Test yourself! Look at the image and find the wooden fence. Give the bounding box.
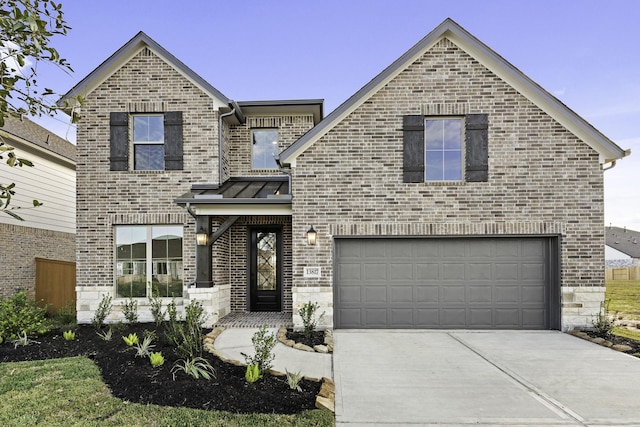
[35,257,76,313]
[605,266,640,281]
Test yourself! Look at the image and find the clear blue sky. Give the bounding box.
[36,0,640,230]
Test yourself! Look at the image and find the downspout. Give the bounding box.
[603,160,617,172]
[218,104,236,185]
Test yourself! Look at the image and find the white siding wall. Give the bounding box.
[0,151,75,234]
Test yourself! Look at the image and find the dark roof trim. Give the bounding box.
[175,176,291,205]
[58,31,230,111]
[236,99,324,125]
[279,18,629,165]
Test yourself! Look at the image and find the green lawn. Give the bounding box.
[0,356,333,427]
[606,280,640,320]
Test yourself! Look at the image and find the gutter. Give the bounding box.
[603,160,617,172]
[218,105,236,185]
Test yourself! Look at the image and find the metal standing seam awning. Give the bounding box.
[175,176,292,216]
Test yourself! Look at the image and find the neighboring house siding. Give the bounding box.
[290,38,604,328]
[75,48,219,305]
[228,115,315,177]
[0,118,76,298]
[0,148,75,234]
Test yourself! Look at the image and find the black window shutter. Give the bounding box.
[465,114,489,182]
[164,111,183,170]
[109,112,129,171]
[403,115,425,183]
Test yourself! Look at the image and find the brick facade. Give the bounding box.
[0,224,75,298]
[289,38,606,330]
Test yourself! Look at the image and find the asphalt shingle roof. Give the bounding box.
[1,115,76,162]
[606,226,640,258]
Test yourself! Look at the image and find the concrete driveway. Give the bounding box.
[333,330,640,426]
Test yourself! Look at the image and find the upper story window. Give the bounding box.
[109,111,183,172]
[425,118,463,181]
[252,129,279,169]
[133,115,164,170]
[403,114,488,183]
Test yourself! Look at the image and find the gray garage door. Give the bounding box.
[334,237,555,329]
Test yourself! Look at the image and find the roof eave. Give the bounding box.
[279,18,630,166]
[58,31,230,112]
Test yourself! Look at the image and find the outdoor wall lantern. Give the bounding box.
[196,227,209,246]
[306,225,317,245]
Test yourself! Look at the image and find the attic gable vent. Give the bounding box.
[140,47,153,57]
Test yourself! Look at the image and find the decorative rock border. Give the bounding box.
[567,330,635,353]
[203,326,336,413]
[276,326,334,353]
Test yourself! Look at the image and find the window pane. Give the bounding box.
[134,144,164,170]
[425,151,443,181]
[152,226,183,297]
[443,120,462,149]
[133,116,164,142]
[425,120,444,150]
[252,129,279,169]
[443,151,462,180]
[116,261,146,298]
[116,227,146,260]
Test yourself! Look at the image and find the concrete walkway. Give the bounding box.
[334,330,640,426]
[213,327,332,380]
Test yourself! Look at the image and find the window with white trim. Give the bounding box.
[133,115,165,170]
[115,225,183,298]
[425,118,463,181]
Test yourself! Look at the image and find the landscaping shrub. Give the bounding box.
[122,297,138,324]
[91,294,112,331]
[299,301,324,338]
[0,291,50,339]
[592,300,615,338]
[242,324,276,374]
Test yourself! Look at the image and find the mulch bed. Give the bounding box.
[285,329,325,348]
[577,329,640,354]
[0,323,321,414]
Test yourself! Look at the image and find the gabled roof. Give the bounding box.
[279,18,630,166]
[58,31,230,112]
[606,226,640,258]
[0,115,76,163]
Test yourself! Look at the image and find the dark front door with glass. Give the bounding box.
[249,228,281,311]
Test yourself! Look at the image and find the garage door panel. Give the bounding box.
[443,263,466,280]
[390,263,414,280]
[442,308,467,327]
[469,308,493,327]
[364,286,387,303]
[338,263,362,280]
[339,286,362,304]
[390,286,413,303]
[416,263,439,280]
[468,263,492,280]
[495,309,520,327]
[495,263,519,280]
[390,309,413,326]
[522,263,545,280]
[495,286,519,303]
[364,309,387,326]
[468,285,492,303]
[334,238,552,329]
[416,285,439,303]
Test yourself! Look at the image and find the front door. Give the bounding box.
[249,228,281,311]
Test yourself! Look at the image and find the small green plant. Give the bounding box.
[592,300,615,338]
[245,363,261,383]
[166,299,207,360]
[0,291,51,339]
[299,301,325,338]
[285,368,303,392]
[148,289,165,326]
[122,333,139,346]
[171,357,215,380]
[96,326,113,341]
[51,302,76,331]
[122,297,138,324]
[134,335,155,358]
[91,294,112,331]
[241,324,276,375]
[11,332,30,348]
[62,330,75,341]
[0,335,3,344]
[149,351,165,367]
